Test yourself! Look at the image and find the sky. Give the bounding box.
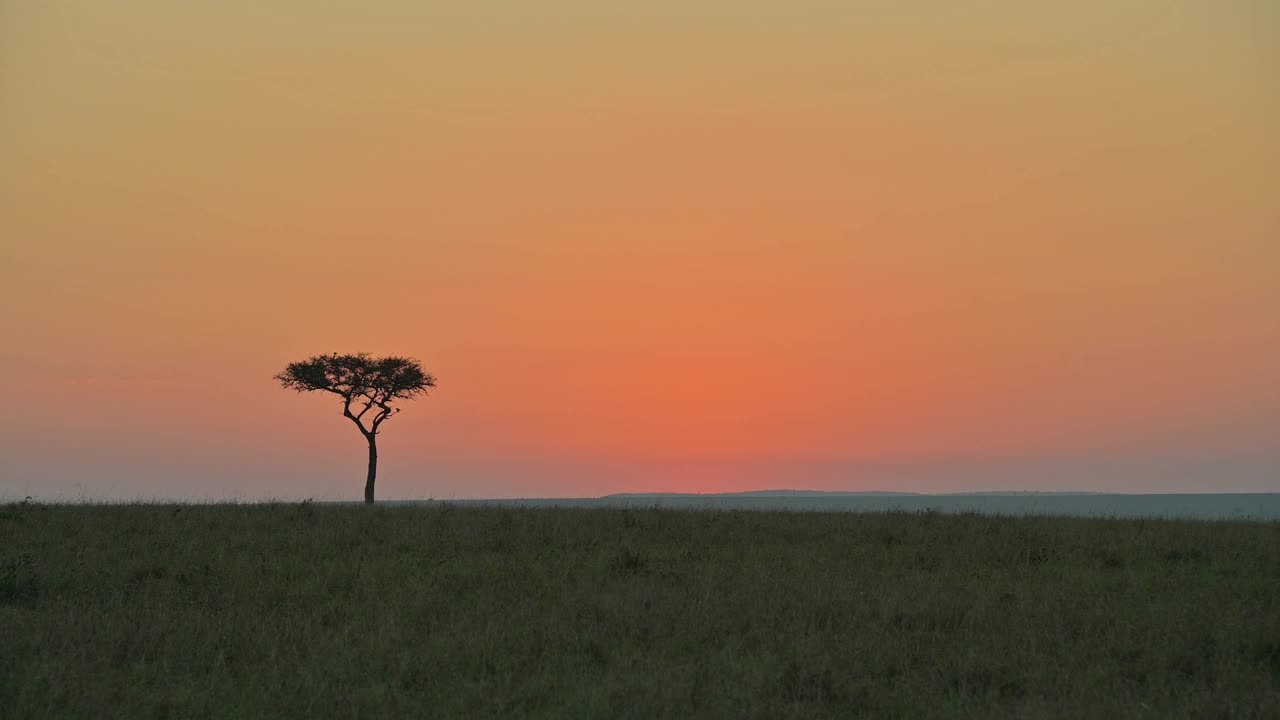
[2,1,1277,500]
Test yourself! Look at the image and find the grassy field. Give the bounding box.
[2,503,1278,718]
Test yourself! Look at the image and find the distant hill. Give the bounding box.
[605,490,1105,499]
[605,490,921,499]
[441,492,1280,520]
[945,490,1108,496]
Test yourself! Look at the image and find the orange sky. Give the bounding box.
[2,1,1277,499]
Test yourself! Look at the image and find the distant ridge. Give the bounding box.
[942,486,1111,491]
[605,490,919,498]
[604,490,1105,499]
[410,492,1280,520]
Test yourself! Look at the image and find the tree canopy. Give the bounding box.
[275,353,436,438]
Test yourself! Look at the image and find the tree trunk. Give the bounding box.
[364,436,377,504]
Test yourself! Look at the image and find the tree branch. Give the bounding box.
[341,394,372,437]
[371,393,398,434]
[355,393,376,421]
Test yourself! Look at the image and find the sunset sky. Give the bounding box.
[2,1,1277,500]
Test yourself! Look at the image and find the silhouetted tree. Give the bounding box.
[276,353,436,504]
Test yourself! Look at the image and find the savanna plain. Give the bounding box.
[2,503,1278,718]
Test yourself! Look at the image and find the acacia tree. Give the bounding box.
[275,353,436,504]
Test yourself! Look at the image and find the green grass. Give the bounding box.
[2,503,1278,718]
